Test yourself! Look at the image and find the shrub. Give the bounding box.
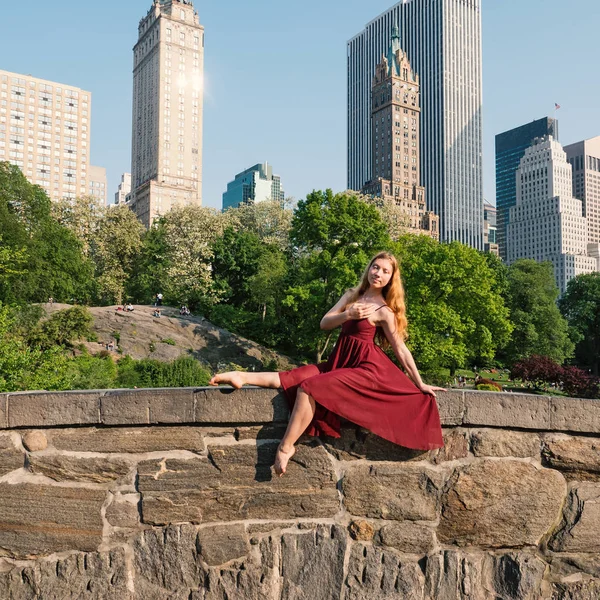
[561,365,600,399]
[421,370,452,387]
[161,338,176,346]
[116,355,210,388]
[510,355,563,390]
[31,306,94,349]
[476,383,501,392]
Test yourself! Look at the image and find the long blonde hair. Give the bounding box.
[345,252,408,348]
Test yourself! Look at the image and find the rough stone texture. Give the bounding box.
[197,524,249,566]
[132,525,206,599]
[21,430,48,452]
[550,396,600,434]
[437,389,465,426]
[235,424,289,441]
[0,434,23,476]
[49,426,205,453]
[551,580,600,600]
[280,525,347,600]
[105,495,140,528]
[101,388,195,425]
[195,387,289,423]
[348,520,375,542]
[542,435,600,480]
[0,394,7,429]
[439,460,567,548]
[464,392,550,430]
[0,483,105,558]
[378,522,436,554]
[28,454,133,484]
[344,543,425,599]
[430,428,469,464]
[7,391,101,428]
[549,483,600,552]
[425,551,547,600]
[138,442,339,524]
[0,549,131,600]
[471,428,540,458]
[343,463,444,521]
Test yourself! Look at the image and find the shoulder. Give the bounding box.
[373,304,395,324]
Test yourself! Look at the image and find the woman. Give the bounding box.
[209,251,445,476]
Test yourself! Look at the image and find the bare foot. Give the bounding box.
[273,444,296,477]
[208,372,245,389]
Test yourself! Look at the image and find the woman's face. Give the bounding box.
[367,258,394,290]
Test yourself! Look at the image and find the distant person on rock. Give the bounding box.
[156,292,163,306]
[209,251,445,476]
[48,297,54,306]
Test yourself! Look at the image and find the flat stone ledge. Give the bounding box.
[1,387,599,433]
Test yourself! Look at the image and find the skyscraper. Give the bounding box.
[506,136,598,294]
[348,0,483,248]
[495,117,558,260]
[0,69,91,202]
[222,162,284,211]
[88,165,107,205]
[360,26,438,239]
[114,173,132,206]
[129,0,204,227]
[564,136,600,245]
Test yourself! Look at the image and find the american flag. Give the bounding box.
[555,103,561,110]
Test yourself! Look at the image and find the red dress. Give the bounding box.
[279,314,443,450]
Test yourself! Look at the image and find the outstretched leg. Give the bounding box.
[209,371,281,389]
[274,387,316,477]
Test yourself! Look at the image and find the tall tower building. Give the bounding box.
[495,117,558,260]
[88,165,107,205]
[348,0,483,249]
[507,136,598,294]
[564,136,600,245]
[222,162,285,211]
[129,0,204,227]
[0,69,91,202]
[361,26,438,239]
[114,173,132,205]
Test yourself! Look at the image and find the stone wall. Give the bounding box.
[1,387,600,598]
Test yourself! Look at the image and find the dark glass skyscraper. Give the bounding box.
[495,117,559,259]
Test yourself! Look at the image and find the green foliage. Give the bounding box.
[559,273,600,376]
[67,354,118,390]
[161,338,176,346]
[396,235,512,374]
[502,260,573,365]
[31,306,94,350]
[476,383,500,391]
[115,355,210,388]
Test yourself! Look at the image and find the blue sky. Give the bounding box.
[0,0,598,210]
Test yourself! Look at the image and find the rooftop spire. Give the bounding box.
[385,22,403,76]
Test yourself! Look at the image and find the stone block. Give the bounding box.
[132,525,205,598]
[49,426,205,454]
[378,522,436,554]
[0,434,24,477]
[105,495,140,528]
[344,543,425,599]
[197,524,249,566]
[549,483,600,552]
[235,424,289,441]
[0,483,105,558]
[342,463,444,521]
[551,580,600,600]
[471,429,541,458]
[194,387,289,424]
[463,391,550,430]
[424,551,546,600]
[438,460,566,548]
[29,454,133,484]
[280,525,347,600]
[21,431,48,452]
[543,435,600,480]
[138,442,339,524]
[101,388,195,425]
[430,428,469,464]
[0,394,7,429]
[436,389,465,426]
[550,397,600,434]
[7,391,102,428]
[348,520,375,542]
[0,549,131,600]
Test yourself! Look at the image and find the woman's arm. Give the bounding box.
[320,291,376,331]
[378,310,446,396]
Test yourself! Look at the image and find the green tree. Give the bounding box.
[31,306,94,350]
[396,236,512,374]
[502,259,573,364]
[559,273,600,375]
[91,205,145,305]
[282,190,391,361]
